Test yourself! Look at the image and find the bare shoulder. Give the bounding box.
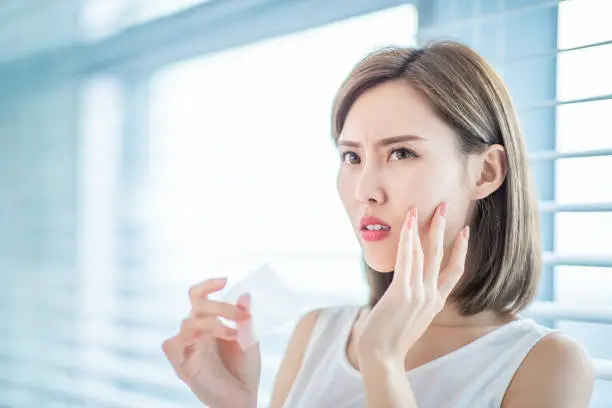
[269,308,324,408]
[502,332,595,408]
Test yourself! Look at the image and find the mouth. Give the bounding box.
[359,216,392,242]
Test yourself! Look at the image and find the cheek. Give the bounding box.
[390,171,446,209]
[390,166,464,220]
[336,170,355,208]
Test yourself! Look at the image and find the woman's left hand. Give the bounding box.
[355,203,470,367]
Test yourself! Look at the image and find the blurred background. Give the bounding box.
[0,0,611,407]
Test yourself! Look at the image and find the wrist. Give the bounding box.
[246,393,258,408]
[196,390,257,408]
[357,349,405,375]
[214,398,257,408]
[230,393,258,408]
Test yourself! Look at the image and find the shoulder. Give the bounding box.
[268,307,327,408]
[290,307,325,346]
[270,305,359,407]
[284,304,356,348]
[502,332,595,408]
[280,306,326,366]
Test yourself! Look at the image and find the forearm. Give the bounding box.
[192,381,258,408]
[360,356,418,408]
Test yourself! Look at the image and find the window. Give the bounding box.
[80,0,128,41]
[79,0,213,41]
[554,0,612,405]
[129,0,209,25]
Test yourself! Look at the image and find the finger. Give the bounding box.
[235,293,258,350]
[236,292,252,312]
[439,226,470,299]
[190,299,251,322]
[180,316,238,341]
[410,207,424,293]
[392,207,416,289]
[424,202,448,289]
[162,334,186,367]
[188,277,228,305]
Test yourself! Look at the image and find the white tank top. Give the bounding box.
[283,305,558,408]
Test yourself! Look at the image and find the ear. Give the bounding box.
[470,144,507,200]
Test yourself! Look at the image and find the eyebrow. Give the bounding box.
[336,134,424,148]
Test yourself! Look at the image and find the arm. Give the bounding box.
[353,204,468,408]
[359,355,418,408]
[269,308,322,408]
[502,333,595,408]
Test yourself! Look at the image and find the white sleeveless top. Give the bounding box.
[283,305,558,408]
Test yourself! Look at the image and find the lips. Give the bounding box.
[360,216,391,230]
[359,216,391,242]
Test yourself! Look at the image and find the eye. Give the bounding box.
[389,147,417,161]
[340,151,361,165]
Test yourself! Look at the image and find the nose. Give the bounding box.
[354,164,386,205]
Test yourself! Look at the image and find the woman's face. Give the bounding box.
[336,80,473,273]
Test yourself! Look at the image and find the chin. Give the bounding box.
[363,255,395,273]
[359,236,399,273]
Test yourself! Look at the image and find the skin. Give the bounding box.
[163,79,594,408]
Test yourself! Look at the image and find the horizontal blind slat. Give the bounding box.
[524,301,612,325]
[519,93,612,112]
[594,359,612,381]
[539,201,612,213]
[530,148,612,160]
[543,253,612,268]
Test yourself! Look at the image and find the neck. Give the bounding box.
[428,301,513,328]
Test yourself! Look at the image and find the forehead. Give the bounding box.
[339,80,455,146]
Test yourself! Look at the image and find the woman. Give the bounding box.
[162,41,595,408]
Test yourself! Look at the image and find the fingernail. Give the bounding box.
[463,226,470,239]
[440,202,449,217]
[211,277,228,285]
[406,209,414,228]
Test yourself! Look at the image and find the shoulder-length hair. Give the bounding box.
[331,41,541,316]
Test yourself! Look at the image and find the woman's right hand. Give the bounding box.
[162,277,261,408]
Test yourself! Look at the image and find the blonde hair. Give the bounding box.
[331,41,541,316]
